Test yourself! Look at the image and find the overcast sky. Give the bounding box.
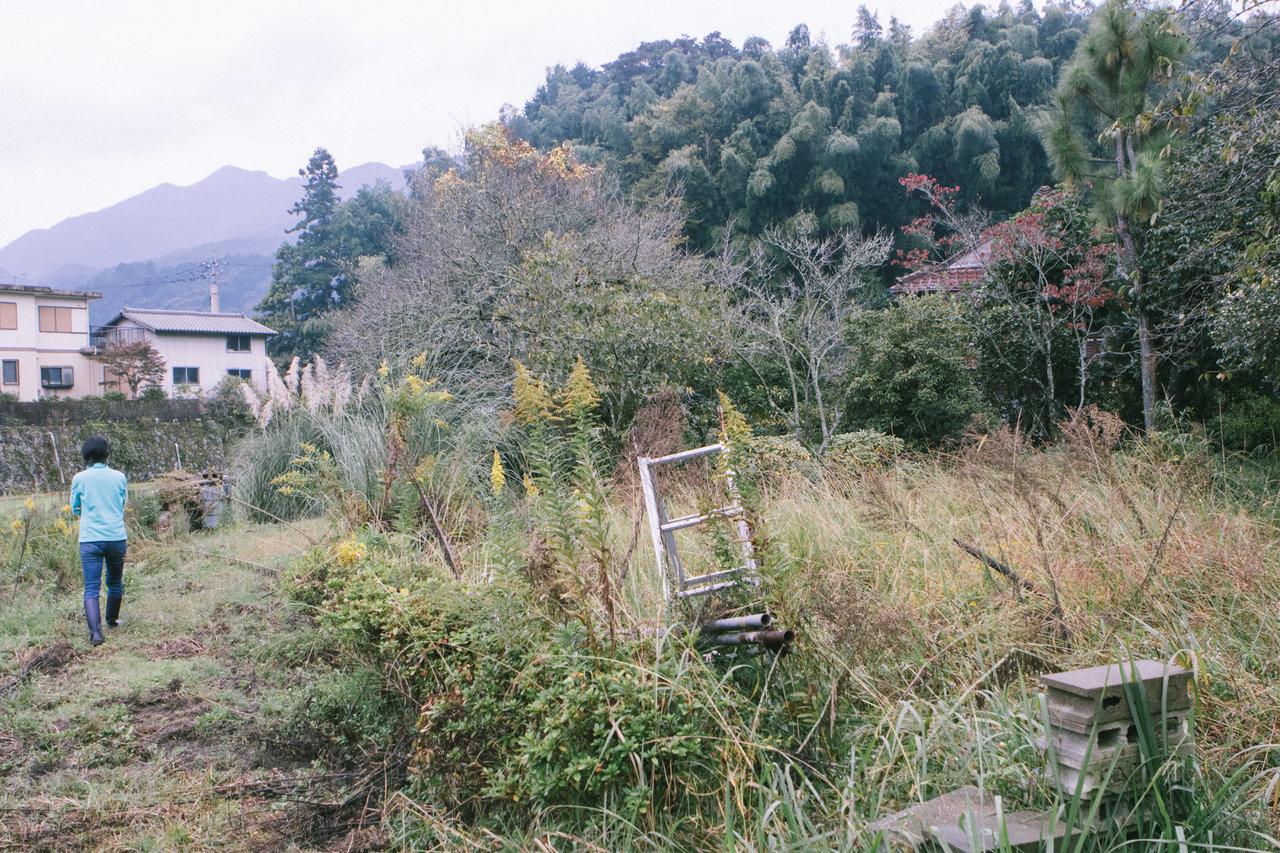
[1,0,973,249]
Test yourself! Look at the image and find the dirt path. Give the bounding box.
[0,520,381,852]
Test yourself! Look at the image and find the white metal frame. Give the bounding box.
[637,443,758,600]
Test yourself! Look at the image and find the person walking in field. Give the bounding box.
[70,435,128,646]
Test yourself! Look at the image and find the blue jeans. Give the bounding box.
[81,540,127,600]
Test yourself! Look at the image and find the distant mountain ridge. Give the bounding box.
[0,161,413,301]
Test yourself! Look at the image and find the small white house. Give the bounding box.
[0,283,103,401]
[91,308,275,397]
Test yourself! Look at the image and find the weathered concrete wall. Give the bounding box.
[0,398,204,426]
[0,419,225,494]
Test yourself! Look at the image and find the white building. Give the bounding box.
[0,283,103,401]
[91,308,276,397]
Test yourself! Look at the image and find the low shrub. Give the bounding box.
[741,430,904,485]
[824,429,906,472]
[1212,391,1280,457]
[128,494,165,531]
[203,376,257,435]
[745,435,813,482]
[287,536,800,827]
[277,667,409,763]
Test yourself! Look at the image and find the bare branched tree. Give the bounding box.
[326,127,722,429]
[723,226,893,453]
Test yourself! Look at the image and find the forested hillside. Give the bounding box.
[73,254,273,324]
[0,163,410,323]
[507,3,1087,250]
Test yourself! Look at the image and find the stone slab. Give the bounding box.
[865,790,1085,852]
[932,810,1078,853]
[864,786,997,848]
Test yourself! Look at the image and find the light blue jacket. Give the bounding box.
[70,463,128,542]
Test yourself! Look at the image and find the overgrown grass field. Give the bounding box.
[2,400,1278,850]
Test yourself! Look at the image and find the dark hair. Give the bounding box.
[82,435,111,464]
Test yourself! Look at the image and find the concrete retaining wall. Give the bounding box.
[0,418,225,494]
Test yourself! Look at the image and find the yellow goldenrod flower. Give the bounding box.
[334,539,367,568]
[559,356,600,418]
[490,450,506,496]
[512,361,554,425]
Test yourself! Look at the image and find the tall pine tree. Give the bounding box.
[256,148,344,362]
[1047,0,1188,434]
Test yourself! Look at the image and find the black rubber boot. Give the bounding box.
[105,596,122,628]
[85,598,104,646]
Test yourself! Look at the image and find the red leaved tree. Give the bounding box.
[977,187,1120,429]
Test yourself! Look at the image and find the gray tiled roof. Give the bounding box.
[890,239,994,296]
[109,308,275,336]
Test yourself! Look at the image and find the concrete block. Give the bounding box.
[1050,749,1190,799]
[1044,698,1191,735]
[1040,660,1191,727]
[1040,716,1191,773]
[1042,737,1195,790]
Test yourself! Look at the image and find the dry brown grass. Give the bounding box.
[754,422,1280,771]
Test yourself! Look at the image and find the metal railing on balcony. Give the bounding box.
[88,326,151,350]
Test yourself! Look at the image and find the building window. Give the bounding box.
[40,366,73,388]
[227,368,252,380]
[38,306,74,333]
[2,360,17,384]
[0,302,16,330]
[226,334,251,352]
[173,367,200,385]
